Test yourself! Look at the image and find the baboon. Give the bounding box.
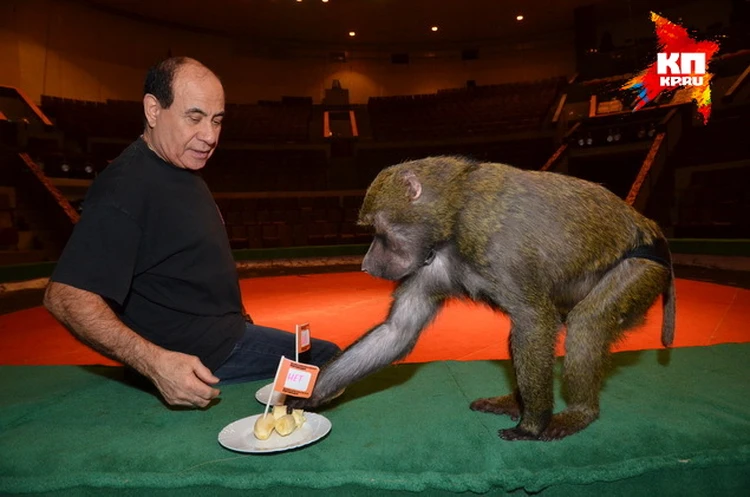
[287,156,676,441]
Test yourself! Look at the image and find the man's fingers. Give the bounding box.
[191,360,221,402]
[196,386,221,402]
[189,387,219,408]
[165,390,216,408]
[191,373,221,402]
[165,396,195,407]
[152,353,222,408]
[193,361,220,385]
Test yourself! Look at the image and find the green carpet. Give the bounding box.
[2,344,749,496]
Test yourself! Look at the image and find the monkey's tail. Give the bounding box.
[661,269,676,348]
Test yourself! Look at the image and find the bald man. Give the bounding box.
[44,57,340,408]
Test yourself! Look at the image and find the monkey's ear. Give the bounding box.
[402,171,422,201]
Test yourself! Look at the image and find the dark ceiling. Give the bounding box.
[79,0,701,49]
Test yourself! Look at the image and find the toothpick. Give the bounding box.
[295,324,300,363]
[263,355,285,417]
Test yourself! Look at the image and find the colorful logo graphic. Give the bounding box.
[622,12,720,123]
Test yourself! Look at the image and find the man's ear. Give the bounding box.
[143,94,160,128]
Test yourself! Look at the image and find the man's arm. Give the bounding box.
[43,281,220,408]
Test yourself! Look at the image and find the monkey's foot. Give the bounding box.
[537,409,598,441]
[469,395,521,421]
[499,426,540,441]
[499,409,598,442]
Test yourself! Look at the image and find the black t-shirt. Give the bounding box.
[50,137,245,370]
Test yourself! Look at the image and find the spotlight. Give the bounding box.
[637,127,646,139]
[647,124,656,138]
[84,163,94,175]
[585,133,593,146]
[431,26,439,32]
[606,130,614,143]
[348,31,356,37]
[577,137,585,147]
[516,15,524,21]
[61,163,71,173]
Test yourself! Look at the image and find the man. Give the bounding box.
[44,57,340,408]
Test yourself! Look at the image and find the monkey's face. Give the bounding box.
[359,164,447,281]
[361,216,433,281]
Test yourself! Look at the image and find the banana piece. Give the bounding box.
[275,414,297,436]
[253,406,307,440]
[253,414,276,440]
[272,405,288,419]
[291,409,306,428]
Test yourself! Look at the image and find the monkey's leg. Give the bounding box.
[541,259,670,441]
[497,310,561,441]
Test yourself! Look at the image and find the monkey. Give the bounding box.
[286,156,676,442]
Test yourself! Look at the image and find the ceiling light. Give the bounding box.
[516,15,524,21]
[431,26,439,32]
[322,0,329,2]
[349,31,356,37]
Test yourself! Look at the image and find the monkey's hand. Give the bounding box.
[285,395,321,411]
[285,386,345,411]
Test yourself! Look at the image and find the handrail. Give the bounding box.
[17,153,80,224]
[2,86,54,126]
[540,121,579,172]
[626,132,665,208]
[625,105,685,210]
[540,143,568,172]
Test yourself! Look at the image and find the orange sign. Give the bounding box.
[296,323,311,355]
[272,356,319,398]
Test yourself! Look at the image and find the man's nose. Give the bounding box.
[199,121,219,146]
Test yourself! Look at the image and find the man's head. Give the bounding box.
[142,57,224,171]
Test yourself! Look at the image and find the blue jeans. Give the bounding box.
[213,323,341,385]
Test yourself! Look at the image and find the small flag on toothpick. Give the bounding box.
[273,356,319,399]
[296,323,311,361]
[263,356,320,416]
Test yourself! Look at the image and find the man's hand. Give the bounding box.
[147,350,221,408]
[242,306,254,324]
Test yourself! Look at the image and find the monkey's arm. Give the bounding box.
[289,280,444,408]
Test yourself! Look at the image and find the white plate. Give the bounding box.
[218,412,332,453]
[255,383,287,406]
